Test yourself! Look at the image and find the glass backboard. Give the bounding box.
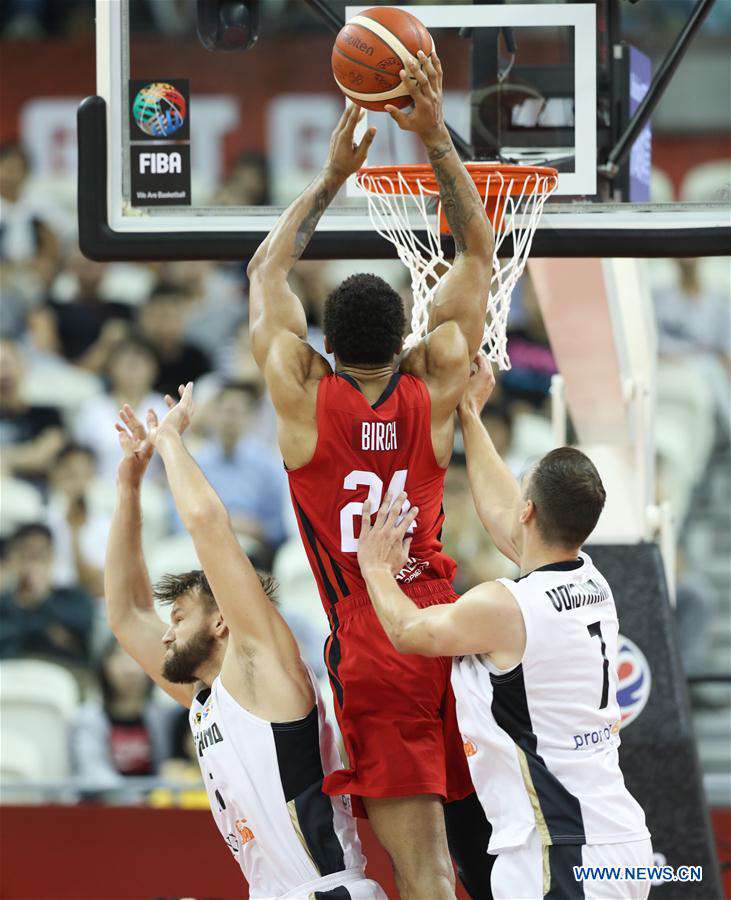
[79,0,730,260]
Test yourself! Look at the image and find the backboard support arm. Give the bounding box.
[600,0,717,178]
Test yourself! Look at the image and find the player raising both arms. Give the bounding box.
[248,50,494,899]
[105,385,385,900]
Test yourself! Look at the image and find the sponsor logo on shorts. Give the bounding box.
[463,738,478,757]
[235,818,255,845]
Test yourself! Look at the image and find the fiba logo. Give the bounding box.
[616,635,651,728]
[132,82,186,137]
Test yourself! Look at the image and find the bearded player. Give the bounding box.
[248,51,494,899]
[106,387,386,899]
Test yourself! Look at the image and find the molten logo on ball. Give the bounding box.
[133,83,186,138]
[616,635,651,728]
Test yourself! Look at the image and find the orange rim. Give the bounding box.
[357,162,558,197]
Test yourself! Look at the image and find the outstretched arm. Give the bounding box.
[387,50,493,361]
[146,385,281,651]
[247,104,376,371]
[356,495,519,657]
[104,412,194,707]
[458,352,522,564]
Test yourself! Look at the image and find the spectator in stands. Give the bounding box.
[655,257,730,436]
[0,143,60,335]
[154,260,245,360]
[654,259,730,528]
[0,523,93,666]
[74,337,166,481]
[31,248,132,372]
[72,638,168,786]
[138,285,212,397]
[46,443,109,598]
[172,382,286,555]
[0,338,65,484]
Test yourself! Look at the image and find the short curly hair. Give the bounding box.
[324,273,406,366]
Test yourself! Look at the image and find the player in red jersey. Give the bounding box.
[248,51,494,899]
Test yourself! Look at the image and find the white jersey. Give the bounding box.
[189,667,384,899]
[451,553,650,854]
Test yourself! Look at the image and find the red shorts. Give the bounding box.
[322,578,474,818]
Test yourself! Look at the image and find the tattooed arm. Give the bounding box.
[386,50,494,463]
[248,104,375,370]
[385,50,493,358]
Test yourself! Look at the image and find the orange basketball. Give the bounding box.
[332,7,434,112]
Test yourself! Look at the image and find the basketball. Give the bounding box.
[331,7,434,111]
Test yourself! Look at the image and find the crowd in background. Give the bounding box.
[1,125,729,798]
[1,0,729,800]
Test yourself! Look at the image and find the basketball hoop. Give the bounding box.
[356,162,558,370]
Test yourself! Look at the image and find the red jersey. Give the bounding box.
[287,371,456,613]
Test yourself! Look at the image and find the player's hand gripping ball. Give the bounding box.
[332,6,434,111]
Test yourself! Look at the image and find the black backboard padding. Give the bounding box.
[587,543,723,899]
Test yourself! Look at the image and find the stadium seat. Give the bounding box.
[0,477,44,537]
[0,732,46,804]
[0,660,80,779]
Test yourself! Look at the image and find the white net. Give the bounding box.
[356,165,557,370]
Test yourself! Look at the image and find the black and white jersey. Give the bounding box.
[189,667,384,899]
[451,553,650,854]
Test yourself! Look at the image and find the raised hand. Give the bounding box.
[115,405,154,488]
[357,492,419,577]
[459,351,496,417]
[148,382,195,445]
[325,103,377,181]
[385,49,445,140]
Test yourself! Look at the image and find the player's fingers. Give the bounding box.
[361,499,372,534]
[148,408,159,428]
[384,105,409,128]
[115,421,130,438]
[399,66,420,101]
[432,48,443,81]
[411,54,431,93]
[398,505,419,539]
[375,494,392,528]
[164,394,176,409]
[345,102,363,135]
[386,492,407,527]
[355,126,377,162]
[334,105,350,132]
[406,57,430,99]
[123,404,146,437]
[403,536,413,557]
[418,49,438,90]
